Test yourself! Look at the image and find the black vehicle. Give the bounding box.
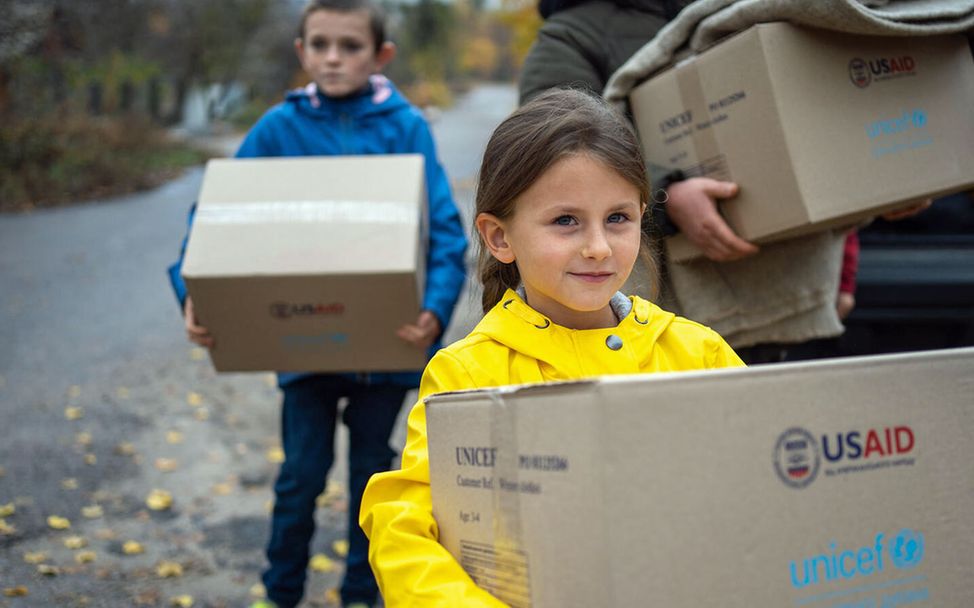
[838,190,974,356]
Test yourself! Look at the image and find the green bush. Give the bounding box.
[0,115,210,212]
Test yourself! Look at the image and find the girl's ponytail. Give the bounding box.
[479,256,521,313]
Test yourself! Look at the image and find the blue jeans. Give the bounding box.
[263,375,408,607]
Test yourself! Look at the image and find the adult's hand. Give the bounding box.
[881,198,932,222]
[396,310,441,350]
[184,297,215,349]
[664,178,759,262]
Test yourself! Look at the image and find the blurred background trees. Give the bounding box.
[0,0,540,210]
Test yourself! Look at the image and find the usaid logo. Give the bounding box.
[270,301,345,320]
[789,529,925,590]
[773,428,820,488]
[849,58,871,88]
[849,55,917,88]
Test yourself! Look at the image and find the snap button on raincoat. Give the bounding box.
[361,289,743,606]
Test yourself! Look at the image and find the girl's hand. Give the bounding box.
[396,310,441,349]
[184,297,215,349]
[664,178,759,262]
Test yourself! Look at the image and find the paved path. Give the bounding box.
[0,83,517,608]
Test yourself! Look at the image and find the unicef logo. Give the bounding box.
[911,109,927,129]
[849,58,871,88]
[774,428,820,489]
[890,528,924,569]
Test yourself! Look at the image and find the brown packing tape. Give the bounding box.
[486,389,533,608]
[194,201,418,225]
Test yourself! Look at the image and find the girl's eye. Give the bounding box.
[607,212,630,224]
[340,41,364,53]
[553,215,578,226]
[310,38,328,51]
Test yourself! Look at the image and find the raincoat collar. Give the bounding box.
[473,288,675,377]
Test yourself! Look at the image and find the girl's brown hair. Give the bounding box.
[476,87,656,313]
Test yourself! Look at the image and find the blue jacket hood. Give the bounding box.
[284,76,411,120]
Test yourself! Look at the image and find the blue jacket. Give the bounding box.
[168,76,468,387]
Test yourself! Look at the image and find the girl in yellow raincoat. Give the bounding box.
[360,88,744,607]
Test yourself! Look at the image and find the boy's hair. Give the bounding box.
[476,88,656,313]
[298,0,387,51]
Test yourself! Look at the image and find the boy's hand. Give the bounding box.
[183,297,215,349]
[665,178,759,262]
[397,310,441,350]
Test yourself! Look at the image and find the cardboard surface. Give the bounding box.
[181,155,428,372]
[427,348,974,607]
[629,24,974,262]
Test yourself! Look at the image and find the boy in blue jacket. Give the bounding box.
[167,1,467,606]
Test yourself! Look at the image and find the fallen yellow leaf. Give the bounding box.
[64,535,88,549]
[332,539,349,558]
[0,503,14,517]
[84,454,97,466]
[47,515,71,530]
[75,550,97,564]
[65,406,84,420]
[265,447,285,464]
[37,564,60,576]
[3,586,28,597]
[310,553,338,573]
[154,458,179,473]
[94,528,116,540]
[122,540,144,555]
[23,552,47,564]
[190,347,206,361]
[193,407,210,421]
[68,385,82,399]
[115,387,130,399]
[324,587,341,605]
[170,595,194,607]
[0,519,16,535]
[146,489,173,511]
[211,482,233,496]
[155,561,183,578]
[165,431,184,444]
[75,432,93,446]
[82,505,104,519]
[115,442,136,456]
[186,392,203,407]
[61,478,79,490]
[249,583,266,598]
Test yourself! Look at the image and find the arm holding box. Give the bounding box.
[361,351,506,607]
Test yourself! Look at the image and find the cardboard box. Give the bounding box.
[629,24,974,262]
[181,155,427,372]
[426,348,974,607]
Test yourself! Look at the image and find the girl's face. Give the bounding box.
[478,154,644,330]
[295,9,393,99]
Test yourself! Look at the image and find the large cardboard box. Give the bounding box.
[629,24,974,262]
[181,156,427,372]
[426,348,974,607]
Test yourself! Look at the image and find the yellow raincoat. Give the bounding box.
[361,289,744,606]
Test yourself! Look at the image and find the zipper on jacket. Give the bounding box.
[340,113,353,154]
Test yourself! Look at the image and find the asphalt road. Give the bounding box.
[0,83,518,608]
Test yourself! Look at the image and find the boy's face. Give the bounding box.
[295,9,395,99]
